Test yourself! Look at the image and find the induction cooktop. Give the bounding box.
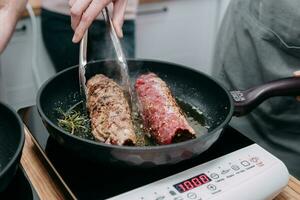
[18,106,288,200]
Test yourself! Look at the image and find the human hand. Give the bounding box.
[69,0,128,43]
[294,71,300,101]
[0,0,27,53]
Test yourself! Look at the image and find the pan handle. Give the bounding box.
[231,77,300,116]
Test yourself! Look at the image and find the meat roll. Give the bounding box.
[86,74,136,145]
[135,73,196,145]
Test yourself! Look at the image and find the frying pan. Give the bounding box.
[37,59,300,167]
[0,102,24,191]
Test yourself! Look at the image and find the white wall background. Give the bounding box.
[136,0,231,74]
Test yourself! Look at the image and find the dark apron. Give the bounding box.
[213,0,300,178]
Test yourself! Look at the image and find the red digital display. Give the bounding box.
[173,173,211,193]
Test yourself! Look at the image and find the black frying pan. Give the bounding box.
[37,59,300,167]
[0,102,24,191]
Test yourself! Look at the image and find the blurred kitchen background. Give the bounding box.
[0,0,231,110]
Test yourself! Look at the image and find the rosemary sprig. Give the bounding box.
[56,108,91,138]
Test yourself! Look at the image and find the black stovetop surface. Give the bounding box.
[18,106,253,199]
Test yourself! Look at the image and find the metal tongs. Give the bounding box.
[79,7,133,107]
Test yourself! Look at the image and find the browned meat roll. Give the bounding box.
[135,73,196,145]
[86,74,136,145]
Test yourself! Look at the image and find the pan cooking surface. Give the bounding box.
[54,89,209,146]
[39,60,232,147]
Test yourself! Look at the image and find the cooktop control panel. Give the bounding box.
[109,144,289,200]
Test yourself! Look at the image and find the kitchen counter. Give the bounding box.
[139,0,169,3]
[275,177,300,199]
[21,127,76,199]
[22,0,41,17]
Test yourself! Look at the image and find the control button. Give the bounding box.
[187,192,197,199]
[250,157,259,163]
[221,169,230,175]
[210,173,219,179]
[231,165,240,171]
[241,160,250,166]
[155,196,165,200]
[207,184,217,191]
[169,190,177,196]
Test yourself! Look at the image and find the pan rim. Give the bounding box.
[0,102,25,177]
[36,59,234,151]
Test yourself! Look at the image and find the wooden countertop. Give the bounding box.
[22,0,41,17]
[275,177,300,200]
[139,0,168,3]
[20,124,300,199]
[21,126,76,199]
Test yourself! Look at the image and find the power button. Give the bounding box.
[187,192,197,199]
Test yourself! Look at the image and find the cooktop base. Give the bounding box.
[19,106,254,199]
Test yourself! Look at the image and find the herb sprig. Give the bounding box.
[57,108,92,139]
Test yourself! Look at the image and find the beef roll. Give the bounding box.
[86,74,136,145]
[135,73,196,145]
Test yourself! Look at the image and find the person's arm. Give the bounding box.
[294,71,300,101]
[69,0,128,43]
[0,0,28,53]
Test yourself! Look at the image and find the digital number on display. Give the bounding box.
[173,173,211,193]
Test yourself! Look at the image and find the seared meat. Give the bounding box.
[86,74,136,145]
[135,73,196,145]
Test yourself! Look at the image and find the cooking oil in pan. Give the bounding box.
[176,98,208,135]
[56,98,208,146]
